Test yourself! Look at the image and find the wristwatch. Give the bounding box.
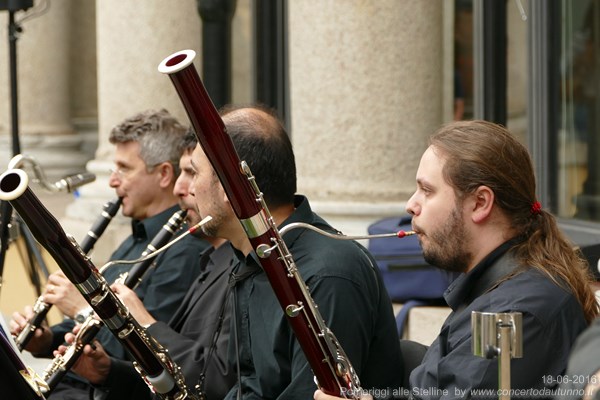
[74,306,94,324]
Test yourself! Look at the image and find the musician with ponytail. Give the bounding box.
[316,120,599,400]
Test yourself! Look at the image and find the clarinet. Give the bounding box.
[15,197,123,352]
[80,197,123,254]
[0,169,199,400]
[159,49,363,398]
[42,209,187,394]
[123,209,187,288]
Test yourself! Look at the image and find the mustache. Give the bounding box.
[411,222,423,234]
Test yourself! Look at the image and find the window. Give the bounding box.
[559,0,600,221]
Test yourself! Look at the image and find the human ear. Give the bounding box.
[157,162,174,188]
[471,185,494,223]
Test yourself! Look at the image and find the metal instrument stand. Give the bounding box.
[472,311,523,400]
[0,1,49,297]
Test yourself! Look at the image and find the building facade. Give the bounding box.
[0,0,599,271]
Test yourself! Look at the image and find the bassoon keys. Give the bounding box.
[159,49,363,398]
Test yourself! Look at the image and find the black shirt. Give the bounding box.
[225,195,404,399]
[410,241,588,399]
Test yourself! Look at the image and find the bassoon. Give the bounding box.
[0,168,200,400]
[41,209,187,394]
[159,49,368,398]
[15,197,122,351]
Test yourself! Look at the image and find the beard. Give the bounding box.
[200,217,219,238]
[421,206,472,273]
[199,206,225,238]
[186,213,207,239]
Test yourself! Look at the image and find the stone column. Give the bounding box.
[62,0,201,264]
[69,1,100,158]
[0,1,88,179]
[288,1,446,235]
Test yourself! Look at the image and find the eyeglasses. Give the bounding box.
[109,163,166,179]
[109,167,132,179]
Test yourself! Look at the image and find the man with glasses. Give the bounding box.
[9,109,210,400]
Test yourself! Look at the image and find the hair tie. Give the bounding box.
[530,201,542,216]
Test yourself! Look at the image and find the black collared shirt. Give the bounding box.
[410,241,588,399]
[225,195,403,400]
[97,242,237,400]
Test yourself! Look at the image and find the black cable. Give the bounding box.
[231,282,242,400]
[196,284,233,399]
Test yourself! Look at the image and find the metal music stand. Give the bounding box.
[0,0,49,297]
[472,311,523,400]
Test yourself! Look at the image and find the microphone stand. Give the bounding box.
[0,7,49,296]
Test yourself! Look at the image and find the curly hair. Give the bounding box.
[109,109,189,175]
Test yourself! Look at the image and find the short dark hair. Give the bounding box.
[178,128,198,154]
[221,105,296,208]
